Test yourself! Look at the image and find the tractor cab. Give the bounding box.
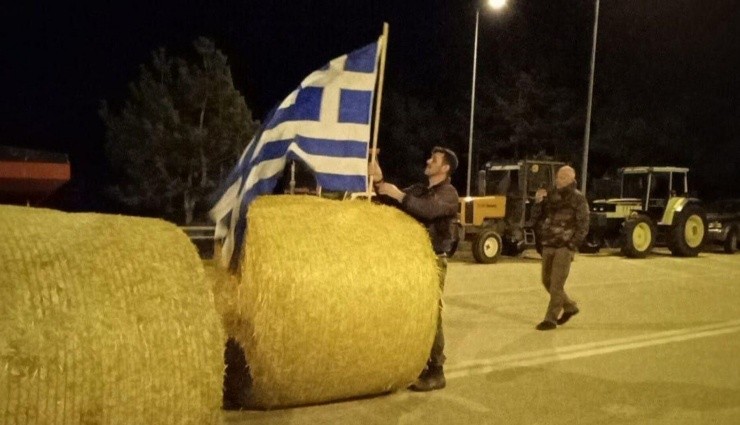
[478,160,563,227]
[620,167,689,223]
[459,159,565,263]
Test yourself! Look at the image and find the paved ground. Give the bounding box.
[225,246,740,424]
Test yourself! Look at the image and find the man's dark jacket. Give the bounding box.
[531,183,590,251]
[399,180,460,255]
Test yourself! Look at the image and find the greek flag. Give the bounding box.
[210,41,381,269]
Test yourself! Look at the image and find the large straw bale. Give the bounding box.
[0,205,224,425]
[221,196,441,408]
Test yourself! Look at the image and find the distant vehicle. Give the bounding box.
[583,166,707,258]
[456,159,566,263]
[706,199,740,254]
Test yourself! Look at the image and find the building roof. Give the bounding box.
[0,145,71,203]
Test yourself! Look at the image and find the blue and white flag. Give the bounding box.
[210,40,381,269]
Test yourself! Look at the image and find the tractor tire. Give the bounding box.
[579,233,602,254]
[448,239,460,258]
[501,237,525,257]
[472,230,502,263]
[620,215,655,258]
[723,227,738,254]
[667,204,707,257]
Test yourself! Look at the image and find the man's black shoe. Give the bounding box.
[536,320,557,331]
[409,366,446,392]
[557,308,580,325]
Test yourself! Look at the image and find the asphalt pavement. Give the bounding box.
[225,245,740,425]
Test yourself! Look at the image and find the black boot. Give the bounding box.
[557,308,580,325]
[409,366,446,392]
[536,320,557,331]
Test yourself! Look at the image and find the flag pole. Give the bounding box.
[368,22,389,199]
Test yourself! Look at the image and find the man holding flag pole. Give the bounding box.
[369,146,460,392]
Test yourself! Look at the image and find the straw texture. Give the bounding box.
[0,205,224,425]
[219,196,440,409]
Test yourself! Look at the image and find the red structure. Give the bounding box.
[0,146,71,205]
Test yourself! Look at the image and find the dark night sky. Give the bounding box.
[2,0,738,207]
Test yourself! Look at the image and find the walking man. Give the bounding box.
[532,165,590,331]
[369,147,459,391]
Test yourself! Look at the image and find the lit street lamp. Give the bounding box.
[580,0,600,194]
[467,0,508,197]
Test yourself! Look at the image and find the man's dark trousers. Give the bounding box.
[541,247,578,324]
[428,254,447,368]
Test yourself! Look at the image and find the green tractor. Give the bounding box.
[583,166,707,257]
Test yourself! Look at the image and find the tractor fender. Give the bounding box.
[660,197,702,226]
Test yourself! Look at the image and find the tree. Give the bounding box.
[379,91,462,187]
[474,68,582,165]
[100,37,258,224]
[588,95,693,175]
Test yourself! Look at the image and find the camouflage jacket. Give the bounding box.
[531,184,590,250]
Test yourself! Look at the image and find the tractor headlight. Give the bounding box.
[590,204,616,212]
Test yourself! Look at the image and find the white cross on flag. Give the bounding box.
[210,40,382,269]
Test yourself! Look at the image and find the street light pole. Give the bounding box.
[466,9,481,197]
[581,0,600,194]
[466,0,507,198]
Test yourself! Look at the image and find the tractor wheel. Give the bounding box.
[667,204,707,257]
[620,215,655,258]
[448,239,460,258]
[579,232,602,254]
[472,230,502,263]
[501,237,525,257]
[448,221,463,258]
[723,227,738,254]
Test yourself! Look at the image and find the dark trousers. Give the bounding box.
[541,247,578,323]
[428,254,447,368]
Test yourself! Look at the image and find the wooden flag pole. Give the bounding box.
[368,22,389,199]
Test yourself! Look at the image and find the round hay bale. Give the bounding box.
[0,205,224,425]
[222,195,440,409]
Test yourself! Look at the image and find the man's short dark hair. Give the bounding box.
[432,146,458,176]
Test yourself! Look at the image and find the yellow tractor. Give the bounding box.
[457,160,565,263]
[583,166,707,257]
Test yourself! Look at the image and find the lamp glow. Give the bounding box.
[487,0,507,10]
